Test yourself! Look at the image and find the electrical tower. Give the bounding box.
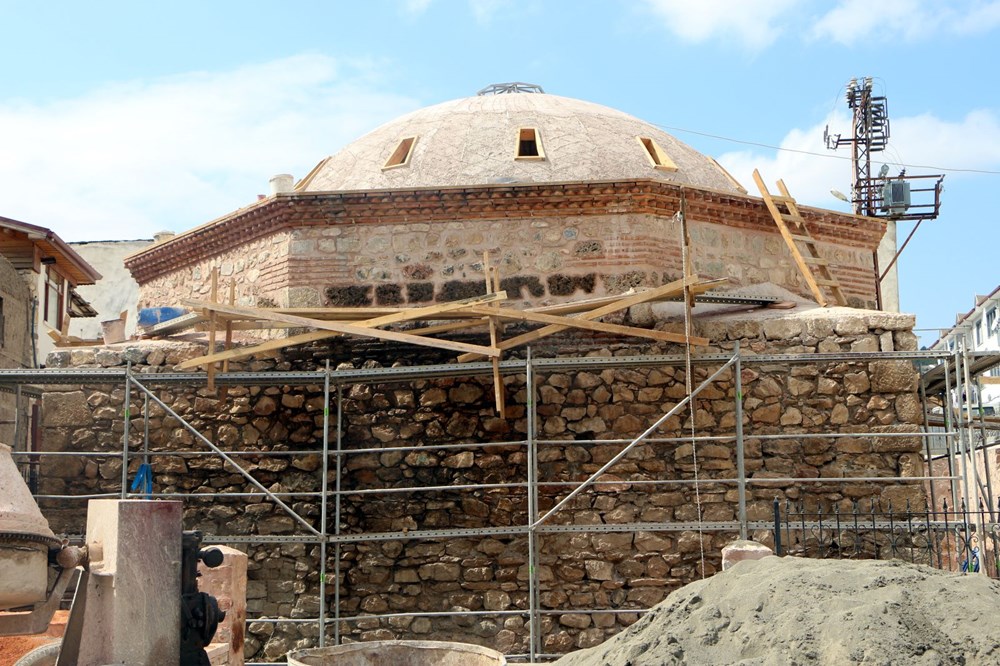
[825,77,943,221]
[824,77,945,311]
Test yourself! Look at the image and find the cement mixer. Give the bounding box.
[0,444,224,665]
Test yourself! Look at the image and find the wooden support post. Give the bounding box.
[207,267,219,391]
[220,279,236,403]
[680,195,695,345]
[484,253,505,418]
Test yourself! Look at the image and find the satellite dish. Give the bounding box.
[830,189,850,202]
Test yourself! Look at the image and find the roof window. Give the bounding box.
[637,137,678,171]
[383,136,417,170]
[515,128,545,160]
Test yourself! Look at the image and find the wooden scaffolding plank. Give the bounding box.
[483,253,506,418]
[177,292,507,370]
[753,169,847,307]
[456,275,721,363]
[463,306,709,346]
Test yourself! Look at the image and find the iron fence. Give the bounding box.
[772,497,1000,578]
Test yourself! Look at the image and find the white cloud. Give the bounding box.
[811,0,1000,45]
[640,0,801,50]
[0,55,419,242]
[468,0,512,24]
[400,0,511,23]
[402,0,434,15]
[715,108,1000,210]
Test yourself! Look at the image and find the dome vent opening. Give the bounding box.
[383,136,418,170]
[638,136,678,172]
[516,128,545,160]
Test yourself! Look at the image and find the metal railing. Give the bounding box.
[772,497,1000,578]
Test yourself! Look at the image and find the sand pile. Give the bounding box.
[553,557,1000,665]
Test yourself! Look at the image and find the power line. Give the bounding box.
[652,122,1000,175]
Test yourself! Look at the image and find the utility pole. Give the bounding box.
[825,77,944,311]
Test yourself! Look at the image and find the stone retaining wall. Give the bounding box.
[39,309,925,660]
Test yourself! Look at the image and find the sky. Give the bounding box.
[1,0,997,344]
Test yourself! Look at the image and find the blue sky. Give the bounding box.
[1,0,997,343]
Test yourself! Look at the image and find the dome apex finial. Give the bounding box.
[477,82,545,96]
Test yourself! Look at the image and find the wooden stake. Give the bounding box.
[484,253,505,418]
[207,267,219,391]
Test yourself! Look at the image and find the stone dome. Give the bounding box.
[298,87,745,193]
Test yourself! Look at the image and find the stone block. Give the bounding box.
[833,316,869,336]
[42,391,94,427]
[762,318,802,340]
[870,361,919,393]
[721,540,773,571]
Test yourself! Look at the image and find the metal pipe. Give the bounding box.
[319,360,330,647]
[12,384,21,452]
[961,342,986,572]
[332,481,527,496]
[526,349,540,662]
[974,376,995,519]
[129,377,321,536]
[533,355,737,529]
[336,439,527,456]
[542,430,950,444]
[333,382,343,644]
[918,371,937,513]
[143,392,150,466]
[954,348,972,514]
[120,363,131,498]
[943,355,959,509]
[734,341,747,539]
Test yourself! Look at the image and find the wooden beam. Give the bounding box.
[456,275,718,362]
[484,254,505,418]
[177,293,506,370]
[462,306,709,346]
[207,267,219,391]
[222,279,235,374]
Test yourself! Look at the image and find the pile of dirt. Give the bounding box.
[553,557,1000,665]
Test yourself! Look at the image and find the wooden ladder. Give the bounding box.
[753,169,847,307]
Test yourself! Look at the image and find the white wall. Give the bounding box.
[68,240,153,340]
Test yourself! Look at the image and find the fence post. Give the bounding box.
[772,497,782,555]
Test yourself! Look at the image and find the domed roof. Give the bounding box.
[298,86,745,194]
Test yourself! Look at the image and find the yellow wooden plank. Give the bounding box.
[462,307,709,346]
[483,254,505,418]
[753,169,829,307]
[207,267,219,391]
[177,293,506,370]
[457,275,718,362]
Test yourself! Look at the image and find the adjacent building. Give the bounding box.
[0,215,101,365]
[931,285,1000,412]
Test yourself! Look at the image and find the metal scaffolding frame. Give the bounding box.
[2,346,990,663]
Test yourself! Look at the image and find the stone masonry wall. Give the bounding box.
[136,231,292,310]
[133,213,877,315]
[282,214,877,310]
[39,309,923,661]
